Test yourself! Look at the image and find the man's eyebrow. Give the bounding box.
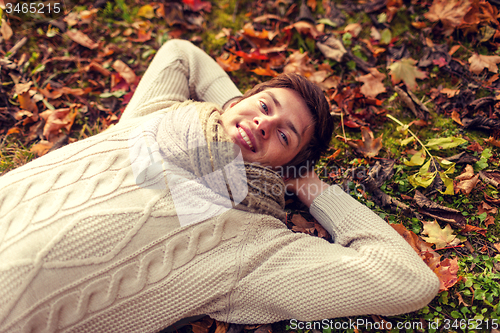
[266,91,301,147]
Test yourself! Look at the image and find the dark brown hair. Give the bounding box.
[240,73,333,176]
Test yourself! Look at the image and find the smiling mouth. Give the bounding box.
[237,125,255,151]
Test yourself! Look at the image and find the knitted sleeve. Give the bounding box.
[121,39,242,121]
[225,185,439,324]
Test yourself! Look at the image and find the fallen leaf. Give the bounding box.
[425,136,467,150]
[461,224,487,236]
[479,170,500,188]
[414,190,467,228]
[456,173,480,195]
[434,257,460,291]
[346,127,383,158]
[39,108,78,141]
[316,35,347,62]
[404,149,427,166]
[344,23,362,37]
[466,141,483,152]
[250,66,278,77]
[478,201,498,216]
[424,0,472,36]
[388,58,427,91]
[112,60,137,86]
[191,317,214,333]
[284,21,321,39]
[451,109,464,126]
[421,220,461,249]
[216,53,241,72]
[484,136,500,148]
[455,164,475,181]
[30,140,54,157]
[1,18,13,40]
[66,29,99,49]
[484,193,500,205]
[356,68,387,98]
[468,53,500,74]
[137,4,155,19]
[182,0,212,12]
[442,88,460,98]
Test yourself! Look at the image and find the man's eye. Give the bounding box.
[280,131,288,145]
[260,101,268,114]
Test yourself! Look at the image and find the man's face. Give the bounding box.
[220,88,314,169]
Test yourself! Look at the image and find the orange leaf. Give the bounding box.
[216,53,241,72]
[250,67,278,77]
[461,224,487,236]
[346,127,383,158]
[433,257,460,291]
[66,29,99,49]
[6,127,21,135]
[451,110,464,126]
[484,136,500,148]
[30,141,54,157]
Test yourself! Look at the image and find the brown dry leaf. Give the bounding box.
[316,35,347,62]
[284,21,321,39]
[494,243,500,252]
[484,136,500,148]
[30,140,54,157]
[456,173,480,195]
[191,317,214,333]
[1,18,13,40]
[442,88,460,98]
[485,193,500,205]
[214,321,229,333]
[456,164,475,181]
[346,127,383,158]
[424,0,472,36]
[461,224,487,236]
[290,214,315,234]
[283,51,315,77]
[344,23,362,37]
[468,53,500,74]
[421,220,461,249]
[479,171,500,188]
[39,108,78,141]
[433,257,460,291]
[414,190,467,228]
[66,29,99,49]
[478,201,498,215]
[356,68,386,98]
[112,60,137,85]
[391,223,458,291]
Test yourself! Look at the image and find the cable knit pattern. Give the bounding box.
[0,39,439,332]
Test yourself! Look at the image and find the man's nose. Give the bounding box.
[254,116,275,139]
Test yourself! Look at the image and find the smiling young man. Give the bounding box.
[0,39,439,333]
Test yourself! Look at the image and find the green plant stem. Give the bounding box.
[386,114,439,172]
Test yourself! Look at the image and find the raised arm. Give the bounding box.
[121,39,242,121]
[226,172,440,323]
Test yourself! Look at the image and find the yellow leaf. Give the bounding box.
[137,4,155,19]
[421,220,461,249]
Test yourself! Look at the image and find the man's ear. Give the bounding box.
[222,96,243,111]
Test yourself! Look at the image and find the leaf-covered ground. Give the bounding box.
[1,0,500,332]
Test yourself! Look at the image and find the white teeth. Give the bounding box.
[238,127,254,149]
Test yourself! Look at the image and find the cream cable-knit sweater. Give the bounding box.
[0,40,439,332]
